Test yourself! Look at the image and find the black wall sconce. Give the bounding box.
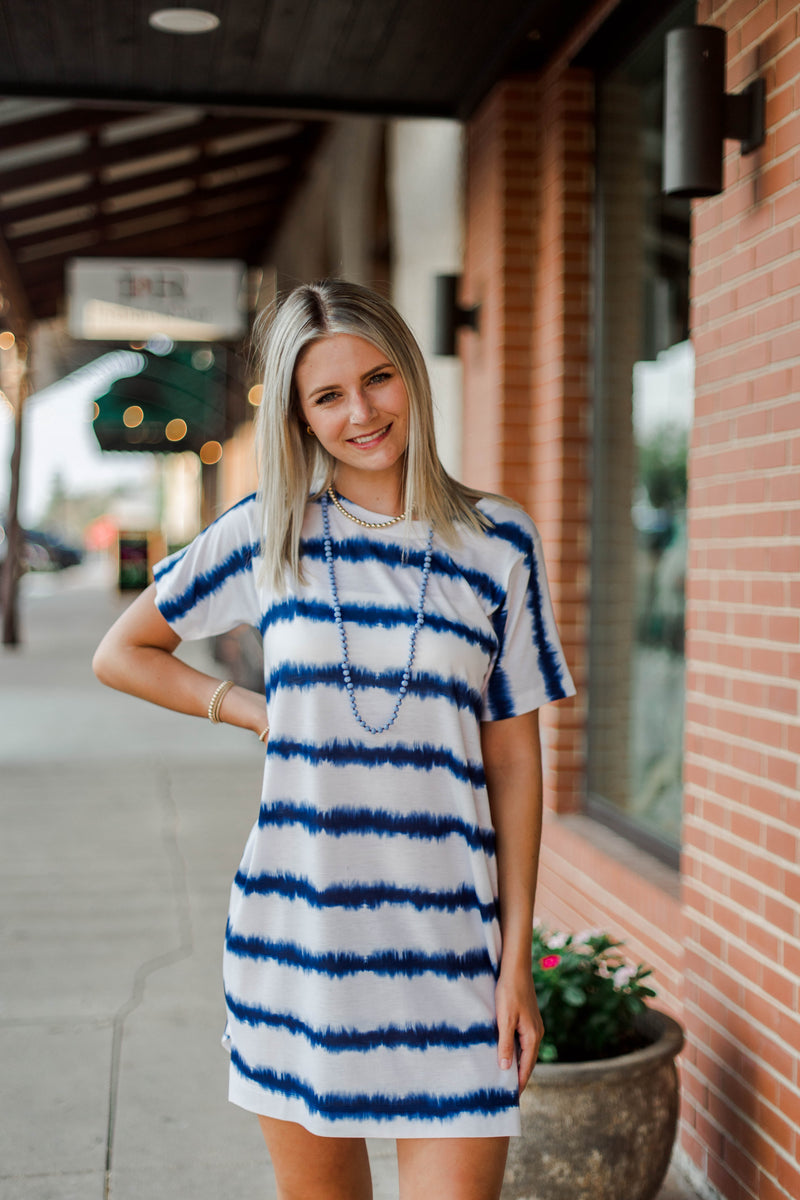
[433,275,480,356]
[663,25,766,198]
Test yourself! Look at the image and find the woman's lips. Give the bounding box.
[347,423,391,447]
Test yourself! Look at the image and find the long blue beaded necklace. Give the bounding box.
[321,490,434,735]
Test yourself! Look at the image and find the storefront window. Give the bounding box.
[587,8,692,863]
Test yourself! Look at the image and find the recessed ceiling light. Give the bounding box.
[148,9,220,34]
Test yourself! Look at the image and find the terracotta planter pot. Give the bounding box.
[502,1008,685,1200]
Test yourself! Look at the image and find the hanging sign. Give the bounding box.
[67,258,248,341]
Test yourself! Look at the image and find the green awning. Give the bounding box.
[92,346,228,454]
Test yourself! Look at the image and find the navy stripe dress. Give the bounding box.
[154,493,575,1137]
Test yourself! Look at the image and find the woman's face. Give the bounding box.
[295,333,409,495]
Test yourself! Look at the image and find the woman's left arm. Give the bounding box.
[481,708,544,1093]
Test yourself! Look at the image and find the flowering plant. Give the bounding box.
[532,923,657,1063]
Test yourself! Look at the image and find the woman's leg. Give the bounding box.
[257,1115,373,1200]
[396,1136,509,1200]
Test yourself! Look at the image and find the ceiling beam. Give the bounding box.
[9,184,284,252]
[0,135,312,226]
[0,113,314,193]
[0,81,453,123]
[17,199,280,284]
[0,105,154,151]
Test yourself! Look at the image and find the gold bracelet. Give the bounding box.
[208,679,234,724]
[257,726,270,743]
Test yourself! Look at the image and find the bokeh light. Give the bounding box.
[192,348,215,371]
[0,330,16,351]
[248,384,263,407]
[123,405,144,428]
[199,440,223,465]
[166,418,188,441]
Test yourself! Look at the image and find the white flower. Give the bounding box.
[613,965,636,989]
[574,928,603,944]
[547,932,569,949]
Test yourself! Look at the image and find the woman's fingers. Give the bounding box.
[516,1011,542,1091]
[496,977,544,1092]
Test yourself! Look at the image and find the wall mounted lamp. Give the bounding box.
[663,25,766,198]
[433,275,480,357]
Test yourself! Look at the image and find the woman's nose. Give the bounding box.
[347,389,376,424]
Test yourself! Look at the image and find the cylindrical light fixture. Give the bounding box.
[663,25,766,198]
[433,275,479,357]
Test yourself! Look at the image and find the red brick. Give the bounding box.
[775,40,800,88]
[741,4,780,50]
[754,227,795,267]
[768,612,800,641]
[754,297,795,335]
[774,184,800,223]
[776,1154,800,1199]
[765,894,797,936]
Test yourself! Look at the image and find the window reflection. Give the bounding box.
[588,10,692,860]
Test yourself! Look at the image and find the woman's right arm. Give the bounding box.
[93,582,268,737]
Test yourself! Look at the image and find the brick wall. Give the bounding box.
[462,74,589,816]
[463,4,800,1197]
[684,2,800,1197]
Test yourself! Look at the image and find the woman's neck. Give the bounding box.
[331,472,405,517]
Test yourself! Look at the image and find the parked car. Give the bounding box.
[0,519,83,571]
[25,529,84,569]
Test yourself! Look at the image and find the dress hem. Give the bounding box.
[227,1072,522,1139]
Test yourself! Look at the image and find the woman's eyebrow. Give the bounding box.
[306,362,394,398]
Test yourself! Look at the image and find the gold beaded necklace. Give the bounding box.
[326,486,406,529]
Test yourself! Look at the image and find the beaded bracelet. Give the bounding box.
[257,726,270,743]
[208,679,234,724]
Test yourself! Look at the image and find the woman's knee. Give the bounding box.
[257,1116,373,1200]
[397,1136,509,1200]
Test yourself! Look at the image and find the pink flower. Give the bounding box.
[613,965,635,989]
[540,954,562,970]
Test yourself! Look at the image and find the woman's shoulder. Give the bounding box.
[447,494,541,579]
[473,494,539,545]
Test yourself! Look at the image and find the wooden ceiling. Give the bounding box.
[0,0,586,119]
[0,0,595,326]
[0,100,324,321]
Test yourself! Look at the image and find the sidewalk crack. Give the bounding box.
[103,768,193,1200]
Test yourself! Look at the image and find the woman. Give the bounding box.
[93,280,575,1200]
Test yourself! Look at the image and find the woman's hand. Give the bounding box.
[495,961,544,1093]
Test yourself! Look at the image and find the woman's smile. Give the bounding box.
[347,422,392,447]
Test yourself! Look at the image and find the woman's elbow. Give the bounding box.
[92,634,123,689]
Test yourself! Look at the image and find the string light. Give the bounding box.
[199,440,223,464]
[123,405,144,428]
[166,418,188,441]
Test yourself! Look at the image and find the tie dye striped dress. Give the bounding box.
[153,491,575,1138]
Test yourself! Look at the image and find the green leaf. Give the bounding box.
[563,986,587,1007]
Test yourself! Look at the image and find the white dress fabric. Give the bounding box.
[153,491,575,1138]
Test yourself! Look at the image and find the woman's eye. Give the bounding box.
[369,371,391,385]
[315,391,339,405]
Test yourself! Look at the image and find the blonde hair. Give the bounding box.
[254,279,494,591]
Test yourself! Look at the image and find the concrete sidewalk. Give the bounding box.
[0,561,698,1200]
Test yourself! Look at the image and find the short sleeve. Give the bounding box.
[153,494,261,641]
[481,519,575,721]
